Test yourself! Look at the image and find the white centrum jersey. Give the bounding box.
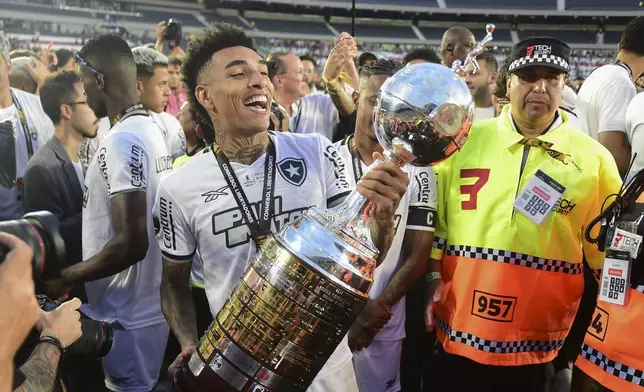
[154,131,353,381]
[79,111,185,172]
[335,135,438,340]
[82,112,173,330]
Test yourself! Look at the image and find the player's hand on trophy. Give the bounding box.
[357,152,409,224]
[169,345,196,379]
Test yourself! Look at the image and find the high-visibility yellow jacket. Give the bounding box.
[431,105,622,366]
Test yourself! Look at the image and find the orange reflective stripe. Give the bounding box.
[436,251,584,366]
[575,289,644,391]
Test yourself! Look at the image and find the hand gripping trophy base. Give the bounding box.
[175,169,387,392]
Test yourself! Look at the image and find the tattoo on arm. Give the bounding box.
[371,219,396,267]
[377,230,434,307]
[161,259,199,349]
[14,343,61,392]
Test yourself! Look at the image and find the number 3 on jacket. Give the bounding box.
[460,169,490,210]
[471,290,517,323]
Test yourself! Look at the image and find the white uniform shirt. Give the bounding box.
[626,92,644,181]
[475,106,495,121]
[79,111,185,172]
[335,136,438,340]
[154,132,353,381]
[289,93,339,141]
[0,88,54,220]
[576,63,637,140]
[82,113,172,330]
[150,111,186,161]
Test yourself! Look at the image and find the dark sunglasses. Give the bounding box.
[75,53,106,83]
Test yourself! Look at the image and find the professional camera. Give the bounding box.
[0,211,65,280]
[38,295,113,358]
[164,18,183,43]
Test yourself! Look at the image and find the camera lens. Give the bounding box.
[0,211,66,280]
[66,319,114,358]
[164,18,183,43]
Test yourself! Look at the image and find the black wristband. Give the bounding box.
[39,334,65,355]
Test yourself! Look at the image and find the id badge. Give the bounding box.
[598,250,630,306]
[514,170,566,225]
[609,227,643,259]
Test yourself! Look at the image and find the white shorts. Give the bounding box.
[103,322,170,392]
[353,339,403,392]
[307,354,358,392]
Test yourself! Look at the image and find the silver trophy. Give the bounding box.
[176,27,494,392]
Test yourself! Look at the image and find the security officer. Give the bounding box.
[424,37,622,392]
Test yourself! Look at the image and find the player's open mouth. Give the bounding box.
[244,95,268,113]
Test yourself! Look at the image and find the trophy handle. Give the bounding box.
[451,24,496,76]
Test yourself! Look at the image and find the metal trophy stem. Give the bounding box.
[452,24,496,75]
[175,26,494,392]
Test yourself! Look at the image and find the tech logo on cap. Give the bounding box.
[508,37,571,73]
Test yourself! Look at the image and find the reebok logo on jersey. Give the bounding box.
[97,147,110,193]
[552,197,576,216]
[324,145,350,189]
[415,172,431,204]
[277,158,307,187]
[130,145,145,188]
[202,186,229,203]
[212,195,308,248]
[159,197,177,250]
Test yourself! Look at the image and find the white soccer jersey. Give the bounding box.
[0,88,54,220]
[150,111,186,161]
[335,135,438,340]
[576,63,637,140]
[82,113,172,330]
[79,111,186,172]
[154,131,353,383]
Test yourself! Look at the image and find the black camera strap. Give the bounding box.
[348,134,364,183]
[213,138,277,247]
[11,90,35,160]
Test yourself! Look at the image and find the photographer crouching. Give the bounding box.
[1,212,113,392]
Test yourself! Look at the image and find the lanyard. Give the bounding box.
[213,139,277,247]
[517,137,582,172]
[11,90,35,159]
[111,103,146,127]
[348,134,363,183]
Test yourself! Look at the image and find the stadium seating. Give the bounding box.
[445,0,557,9]
[331,22,417,39]
[252,19,332,35]
[566,0,641,9]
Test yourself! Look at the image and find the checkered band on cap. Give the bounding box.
[435,316,565,354]
[580,343,644,387]
[508,53,569,72]
[445,244,583,275]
